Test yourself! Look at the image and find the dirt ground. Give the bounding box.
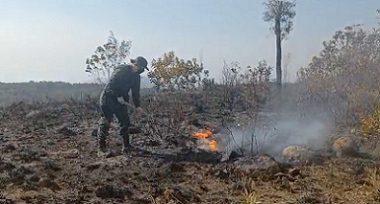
[0,101,380,204]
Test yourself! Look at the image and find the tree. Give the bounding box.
[263,0,296,92]
[220,61,242,111]
[85,31,132,88]
[241,60,273,111]
[147,51,203,91]
[296,23,380,126]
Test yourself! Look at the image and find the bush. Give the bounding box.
[361,105,380,137]
[297,23,380,127]
[148,51,204,91]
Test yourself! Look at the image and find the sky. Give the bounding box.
[0,0,379,84]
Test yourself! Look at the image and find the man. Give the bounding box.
[97,56,149,156]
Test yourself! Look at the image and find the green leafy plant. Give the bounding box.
[147,51,203,91]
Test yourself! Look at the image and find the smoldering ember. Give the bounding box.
[1,1,380,204]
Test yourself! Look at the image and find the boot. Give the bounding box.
[97,139,108,157]
[99,139,107,151]
[128,126,142,134]
[97,121,109,155]
[121,134,131,153]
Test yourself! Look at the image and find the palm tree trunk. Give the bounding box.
[275,18,282,95]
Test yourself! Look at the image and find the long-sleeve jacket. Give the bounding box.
[104,64,141,107]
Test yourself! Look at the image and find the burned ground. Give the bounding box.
[0,94,380,204]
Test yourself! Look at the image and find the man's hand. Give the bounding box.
[117,96,126,105]
[135,107,143,113]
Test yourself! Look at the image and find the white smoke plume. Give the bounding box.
[218,111,334,160]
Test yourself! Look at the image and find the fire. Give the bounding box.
[191,129,218,151]
[208,139,218,150]
[191,129,212,138]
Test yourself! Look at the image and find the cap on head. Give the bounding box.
[130,56,149,73]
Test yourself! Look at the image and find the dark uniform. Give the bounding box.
[97,56,149,153]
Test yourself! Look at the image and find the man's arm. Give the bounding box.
[131,75,141,107]
[121,93,129,104]
[115,65,131,104]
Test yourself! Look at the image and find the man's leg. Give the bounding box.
[97,103,113,153]
[114,104,131,151]
[123,98,135,128]
[128,105,136,128]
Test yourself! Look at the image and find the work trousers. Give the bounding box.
[97,91,130,148]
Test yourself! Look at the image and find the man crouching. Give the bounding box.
[97,56,148,156]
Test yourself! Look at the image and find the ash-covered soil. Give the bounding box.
[0,100,380,204]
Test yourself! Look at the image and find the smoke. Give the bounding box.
[218,111,334,160]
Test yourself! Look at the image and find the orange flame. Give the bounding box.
[208,139,218,151]
[191,129,218,151]
[191,129,212,138]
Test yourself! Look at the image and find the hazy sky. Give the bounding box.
[0,0,379,83]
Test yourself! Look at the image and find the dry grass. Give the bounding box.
[2,99,380,204]
[1,123,380,204]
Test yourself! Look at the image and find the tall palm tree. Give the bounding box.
[263,0,296,93]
